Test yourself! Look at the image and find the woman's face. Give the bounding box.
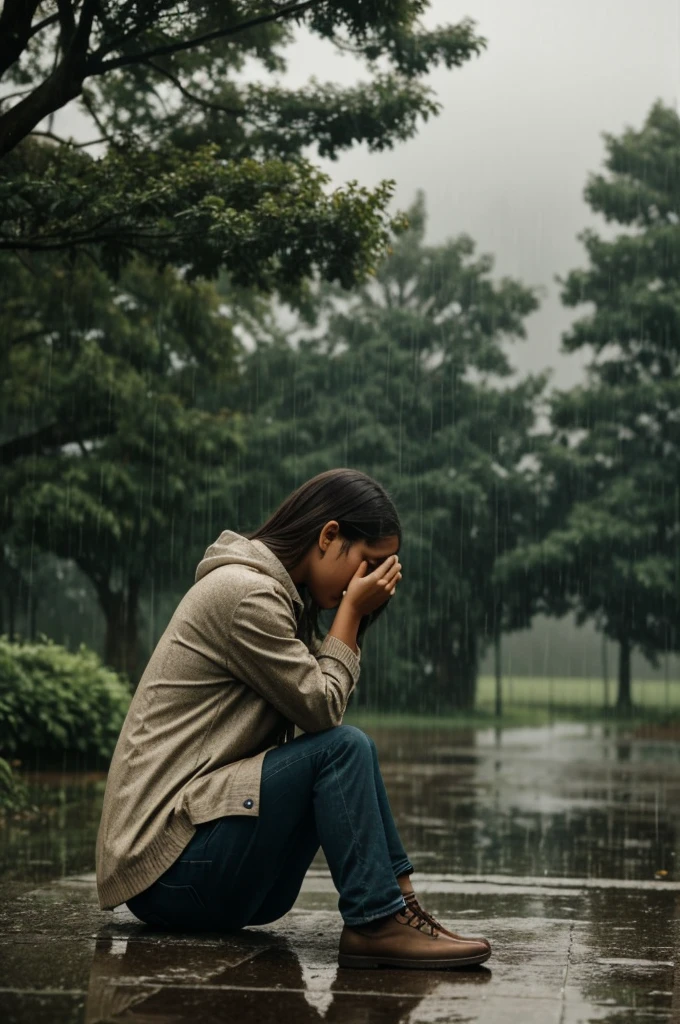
[299,521,400,609]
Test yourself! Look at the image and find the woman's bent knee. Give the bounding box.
[331,724,375,753]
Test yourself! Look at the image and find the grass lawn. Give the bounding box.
[475,674,680,710]
[345,674,680,730]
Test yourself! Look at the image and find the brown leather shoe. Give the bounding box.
[338,902,491,969]
[404,892,491,950]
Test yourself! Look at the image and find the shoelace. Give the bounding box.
[398,895,439,937]
[403,891,445,935]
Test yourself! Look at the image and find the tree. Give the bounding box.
[494,101,680,713]
[1,137,399,289]
[2,253,244,676]
[0,2,486,279]
[222,193,548,711]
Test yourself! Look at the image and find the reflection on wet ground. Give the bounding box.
[1,723,678,1022]
[0,773,106,885]
[4,724,679,886]
[363,722,680,881]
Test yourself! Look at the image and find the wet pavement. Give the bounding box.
[1,723,679,1022]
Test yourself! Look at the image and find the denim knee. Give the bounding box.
[364,731,378,755]
[343,724,379,761]
[330,724,373,755]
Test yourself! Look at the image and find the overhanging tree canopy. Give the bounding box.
[0,1,486,281]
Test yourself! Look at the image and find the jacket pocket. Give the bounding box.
[157,880,206,907]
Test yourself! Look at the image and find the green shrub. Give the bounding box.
[0,636,131,760]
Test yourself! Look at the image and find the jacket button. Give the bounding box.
[243,798,254,809]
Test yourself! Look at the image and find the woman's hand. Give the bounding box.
[341,555,402,617]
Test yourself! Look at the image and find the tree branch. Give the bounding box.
[0,0,320,158]
[0,0,99,159]
[56,0,77,51]
[92,2,175,61]
[145,59,244,118]
[80,87,116,142]
[0,87,33,110]
[70,134,112,148]
[0,419,100,465]
[6,328,51,348]
[29,128,112,148]
[95,0,320,73]
[0,0,42,79]
[0,227,182,253]
[28,12,61,39]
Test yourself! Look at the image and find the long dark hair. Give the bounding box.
[242,468,401,649]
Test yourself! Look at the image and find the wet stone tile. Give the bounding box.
[407,994,563,1024]
[561,1005,673,1024]
[2,992,86,1024]
[89,984,487,1024]
[0,878,677,1023]
[0,938,96,993]
[0,881,106,937]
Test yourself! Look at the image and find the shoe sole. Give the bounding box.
[338,949,491,970]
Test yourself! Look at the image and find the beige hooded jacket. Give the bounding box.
[95,531,361,911]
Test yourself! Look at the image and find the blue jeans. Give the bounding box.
[126,725,413,930]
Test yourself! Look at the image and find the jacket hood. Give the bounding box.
[195,530,304,617]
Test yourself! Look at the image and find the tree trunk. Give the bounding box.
[494,618,502,717]
[434,630,478,712]
[0,56,85,158]
[616,631,633,713]
[0,0,97,158]
[29,590,38,641]
[602,629,610,710]
[8,586,16,642]
[99,578,142,681]
[0,1,42,79]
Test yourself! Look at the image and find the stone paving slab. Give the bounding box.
[0,872,677,1024]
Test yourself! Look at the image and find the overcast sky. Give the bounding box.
[56,0,679,393]
[283,0,680,392]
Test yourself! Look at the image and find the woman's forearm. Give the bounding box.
[328,601,362,654]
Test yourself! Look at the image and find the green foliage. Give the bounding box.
[495,100,680,710]
[0,637,131,759]
[0,755,30,814]
[1,139,399,288]
[0,250,247,675]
